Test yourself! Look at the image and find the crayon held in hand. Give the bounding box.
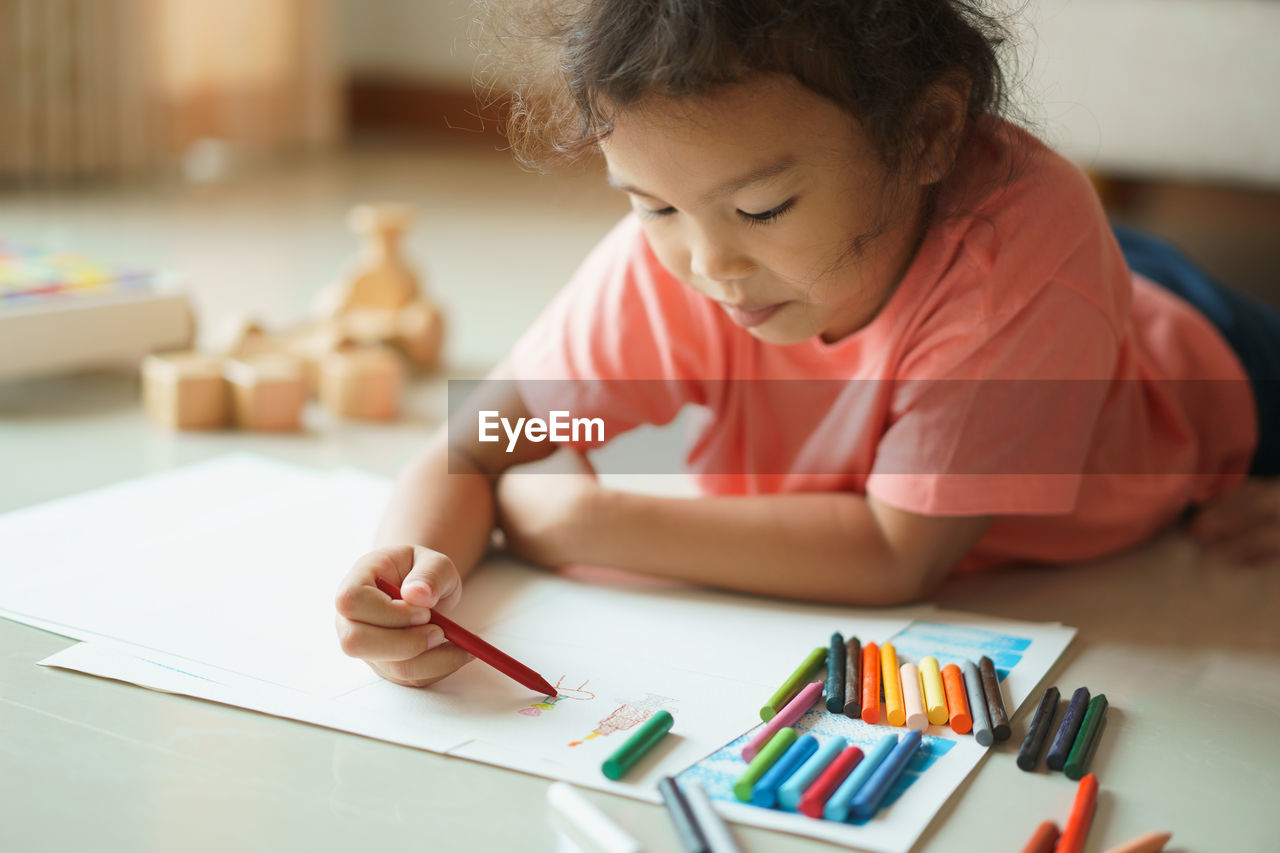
[375,576,558,697]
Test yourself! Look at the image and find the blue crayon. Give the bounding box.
[1046,687,1091,771]
[823,734,897,821]
[750,734,819,808]
[777,737,845,812]
[848,730,923,821]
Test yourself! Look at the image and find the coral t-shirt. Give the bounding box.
[509,119,1256,570]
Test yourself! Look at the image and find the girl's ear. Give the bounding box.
[911,71,972,186]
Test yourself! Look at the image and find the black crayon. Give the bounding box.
[1016,685,1061,771]
[826,632,846,713]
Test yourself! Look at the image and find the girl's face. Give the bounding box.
[601,75,931,346]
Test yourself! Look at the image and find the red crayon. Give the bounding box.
[1057,773,1099,853]
[799,745,864,818]
[375,576,558,697]
[861,642,881,724]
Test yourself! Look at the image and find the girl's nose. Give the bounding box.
[690,239,753,283]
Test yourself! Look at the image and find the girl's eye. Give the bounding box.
[739,198,796,224]
[639,205,677,219]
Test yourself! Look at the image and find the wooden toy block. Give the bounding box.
[318,344,403,421]
[223,353,307,431]
[141,352,230,429]
[394,300,444,370]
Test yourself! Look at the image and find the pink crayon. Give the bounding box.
[743,681,824,761]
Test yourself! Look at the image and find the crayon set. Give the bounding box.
[1016,685,1109,780]
[772,633,1009,742]
[726,632,1011,824]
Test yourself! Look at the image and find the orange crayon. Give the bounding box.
[1020,820,1060,853]
[942,664,972,734]
[1057,773,1099,853]
[860,642,881,725]
[880,643,905,726]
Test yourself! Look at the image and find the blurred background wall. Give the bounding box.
[2,0,1278,298]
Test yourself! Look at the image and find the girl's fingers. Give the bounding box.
[371,645,475,688]
[335,616,446,661]
[335,546,443,626]
[400,546,463,609]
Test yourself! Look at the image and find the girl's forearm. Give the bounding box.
[570,489,922,606]
[373,429,495,578]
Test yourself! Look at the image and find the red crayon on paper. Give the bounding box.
[799,745,864,818]
[375,576,558,697]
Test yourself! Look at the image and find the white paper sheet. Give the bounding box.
[1,454,1075,852]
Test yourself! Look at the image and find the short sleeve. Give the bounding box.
[867,281,1120,515]
[507,216,721,447]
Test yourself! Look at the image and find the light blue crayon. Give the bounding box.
[750,734,818,807]
[777,737,845,812]
[823,734,897,821]
[961,659,993,746]
[848,730,923,821]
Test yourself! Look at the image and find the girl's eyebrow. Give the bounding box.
[606,155,798,205]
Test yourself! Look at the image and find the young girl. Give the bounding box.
[335,0,1280,687]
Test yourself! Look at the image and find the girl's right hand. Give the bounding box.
[334,545,473,687]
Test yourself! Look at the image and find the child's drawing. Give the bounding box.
[568,692,675,746]
[517,676,595,716]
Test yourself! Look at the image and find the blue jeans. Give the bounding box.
[1114,224,1280,476]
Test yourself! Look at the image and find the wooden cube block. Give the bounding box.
[223,354,307,431]
[141,352,230,429]
[319,344,402,420]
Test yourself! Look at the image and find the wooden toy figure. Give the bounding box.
[316,203,444,372]
[142,202,444,430]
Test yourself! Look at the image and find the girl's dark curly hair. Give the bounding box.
[475,0,1021,176]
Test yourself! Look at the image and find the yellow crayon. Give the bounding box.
[919,656,949,726]
[880,643,905,726]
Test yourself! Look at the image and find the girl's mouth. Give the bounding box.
[719,300,787,327]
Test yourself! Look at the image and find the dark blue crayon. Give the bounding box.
[826,632,846,712]
[750,733,819,808]
[1045,687,1091,771]
[848,730,923,821]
